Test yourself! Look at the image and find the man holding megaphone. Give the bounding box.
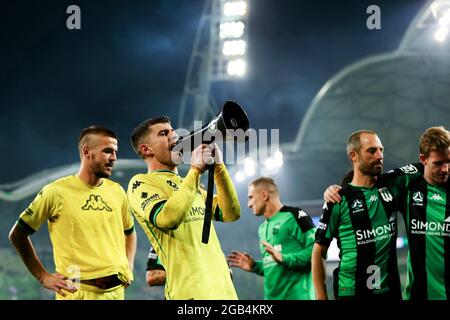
[127,102,248,300]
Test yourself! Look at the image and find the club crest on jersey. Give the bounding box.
[351,199,364,213]
[82,194,112,212]
[378,187,393,202]
[273,224,280,235]
[412,191,424,206]
[398,164,419,174]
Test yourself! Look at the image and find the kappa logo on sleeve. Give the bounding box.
[82,194,112,212]
[297,210,308,219]
[132,181,144,193]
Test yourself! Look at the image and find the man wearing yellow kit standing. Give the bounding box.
[9,125,136,299]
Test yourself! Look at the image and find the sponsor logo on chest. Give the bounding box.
[411,216,450,238]
[81,194,112,212]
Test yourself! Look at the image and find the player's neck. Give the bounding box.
[77,167,102,187]
[264,201,283,219]
[147,161,177,174]
[351,170,377,188]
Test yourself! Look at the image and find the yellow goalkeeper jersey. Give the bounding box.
[127,169,237,300]
[18,175,134,283]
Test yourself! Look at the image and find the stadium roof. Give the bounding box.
[275,0,450,200]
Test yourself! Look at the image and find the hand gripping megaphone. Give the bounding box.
[174,100,250,244]
[173,100,250,154]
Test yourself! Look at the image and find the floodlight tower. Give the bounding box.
[177,0,249,129]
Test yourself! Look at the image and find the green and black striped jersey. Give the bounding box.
[382,163,450,300]
[316,183,401,299]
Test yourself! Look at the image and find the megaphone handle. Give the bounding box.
[201,164,215,244]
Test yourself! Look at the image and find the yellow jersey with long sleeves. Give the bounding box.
[127,166,238,300]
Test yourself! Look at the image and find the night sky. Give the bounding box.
[0,0,427,183]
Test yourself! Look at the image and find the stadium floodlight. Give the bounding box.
[244,157,256,176]
[234,170,246,182]
[223,1,247,17]
[434,26,448,41]
[219,21,245,38]
[438,9,450,26]
[227,59,246,76]
[263,157,276,171]
[273,151,283,168]
[222,40,246,56]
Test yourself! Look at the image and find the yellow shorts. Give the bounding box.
[56,284,125,300]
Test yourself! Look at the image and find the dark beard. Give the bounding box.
[360,162,383,176]
[94,170,110,179]
[92,161,112,178]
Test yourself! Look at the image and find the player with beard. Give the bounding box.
[324,126,450,300]
[9,125,136,300]
[312,130,402,300]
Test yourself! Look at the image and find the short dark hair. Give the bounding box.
[78,125,118,158]
[130,116,171,158]
[419,126,450,157]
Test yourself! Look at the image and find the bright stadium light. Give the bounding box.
[222,40,246,56]
[227,59,246,76]
[219,21,245,38]
[223,1,247,17]
[434,26,448,41]
[438,9,450,26]
[264,157,276,171]
[244,158,256,176]
[234,170,245,182]
[273,151,284,168]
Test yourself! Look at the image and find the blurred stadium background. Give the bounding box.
[1,0,450,299]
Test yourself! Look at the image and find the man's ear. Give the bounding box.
[139,144,153,157]
[82,145,90,159]
[349,150,358,164]
[261,190,269,201]
[419,154,427,165]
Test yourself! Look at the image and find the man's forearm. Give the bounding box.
[312,244,328,300]
[155,168,201,229]
[9,224,48,283]
[214,164,240,222]
[125,231,137,272]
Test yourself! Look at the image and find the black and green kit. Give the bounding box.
[382,163,450,300]
[315,183,401,299]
